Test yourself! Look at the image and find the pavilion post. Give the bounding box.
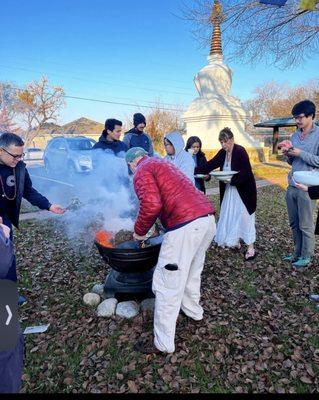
[273,126,279,154]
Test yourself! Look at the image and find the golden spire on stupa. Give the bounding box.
[209,0,223,57]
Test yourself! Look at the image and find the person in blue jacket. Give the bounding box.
[0,219,24,393]
[93,118,128,157]
[124,113,154,156]
[0,132,65,297]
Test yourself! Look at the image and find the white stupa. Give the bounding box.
[183,0,262,152]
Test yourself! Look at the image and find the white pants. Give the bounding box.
[152,215,216,353]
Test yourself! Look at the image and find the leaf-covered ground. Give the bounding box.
[15,185,319,394]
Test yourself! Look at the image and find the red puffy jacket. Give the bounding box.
[134,157,215,235]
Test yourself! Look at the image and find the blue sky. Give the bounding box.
[1,0,318,125]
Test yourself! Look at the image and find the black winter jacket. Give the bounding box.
[0,162,51,228]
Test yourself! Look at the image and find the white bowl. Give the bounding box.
[209,171,238,182]
[293,171,319,187]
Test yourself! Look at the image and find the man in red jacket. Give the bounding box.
[126,147,216,354]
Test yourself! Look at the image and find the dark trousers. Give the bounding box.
[0,333,24,393]
[2,217,17,282]
[286,186,316,258]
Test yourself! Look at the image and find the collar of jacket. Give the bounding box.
[297,123,318,136]
[136,156,149,168]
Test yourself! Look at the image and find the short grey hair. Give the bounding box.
[218,127,234,142]
[0,132,24,148]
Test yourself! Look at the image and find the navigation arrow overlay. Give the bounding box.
[0,280,19,351]
[6,305,12,326]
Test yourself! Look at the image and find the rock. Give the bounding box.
[141,298,155,312]
[116,301,140,319]
[97,298,118,317]
[83,293,101,306]
[91,284,105,296]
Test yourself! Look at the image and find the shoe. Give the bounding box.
[244,248,256,261]
[309,294,319,302]
[134,340,163,355]
[292,257,311,269]
[18,295,26,306]
[180,309,203,323]
[282,254,299,263]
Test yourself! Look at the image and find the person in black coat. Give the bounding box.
[185,136,211,194]
[93,119,128,157]
[0,132,65,284]
[195,127,257,261]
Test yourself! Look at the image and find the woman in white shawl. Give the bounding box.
[164,131,195,185]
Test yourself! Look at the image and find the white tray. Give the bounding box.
[293,171,319,187]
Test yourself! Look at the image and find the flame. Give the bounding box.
[95,230,114,248]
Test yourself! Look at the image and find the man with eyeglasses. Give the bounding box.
[0,132,65,302]
[282,100,319,269]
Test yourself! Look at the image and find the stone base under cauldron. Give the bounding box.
[83,284,156,319]
[103,268,155,301]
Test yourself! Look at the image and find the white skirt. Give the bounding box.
[214,184,256,247]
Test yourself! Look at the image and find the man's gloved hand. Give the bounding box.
[133,232,148,241]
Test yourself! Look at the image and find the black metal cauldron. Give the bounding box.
[95,235,163,299]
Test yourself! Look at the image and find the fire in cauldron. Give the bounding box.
[94,227,163,299]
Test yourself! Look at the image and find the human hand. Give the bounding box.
[133,232,148,241]
[204,175,210,181]
[49,204,66,214]
[0,223,11,239]
[287,148,301,157]
[294,182,308,192]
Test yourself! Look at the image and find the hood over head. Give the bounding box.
[164,131,185,155]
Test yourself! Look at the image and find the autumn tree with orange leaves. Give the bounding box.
[16,76,65,146]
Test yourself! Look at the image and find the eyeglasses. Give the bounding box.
[1,147,25,160]
[293,114,307,121]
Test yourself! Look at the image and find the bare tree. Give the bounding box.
[244,78,319,126]
[0,82,19,120]
[16,76,65,146]
[182,0,319,68]
[0,107,19,133]
[143,102,184,154]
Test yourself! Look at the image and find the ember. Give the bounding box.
[95,230,114,248]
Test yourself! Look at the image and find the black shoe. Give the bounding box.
[134,340,163,355]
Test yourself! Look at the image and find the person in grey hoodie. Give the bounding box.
[282,100,319,269]
[164,131,195,185]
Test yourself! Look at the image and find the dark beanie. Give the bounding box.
[133,113,146,127]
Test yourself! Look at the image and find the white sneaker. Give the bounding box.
[309,294,319,302]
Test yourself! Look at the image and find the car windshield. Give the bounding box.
[67,139,94,150]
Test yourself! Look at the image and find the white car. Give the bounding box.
[24,147,44,160]
[43,136,96,177]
